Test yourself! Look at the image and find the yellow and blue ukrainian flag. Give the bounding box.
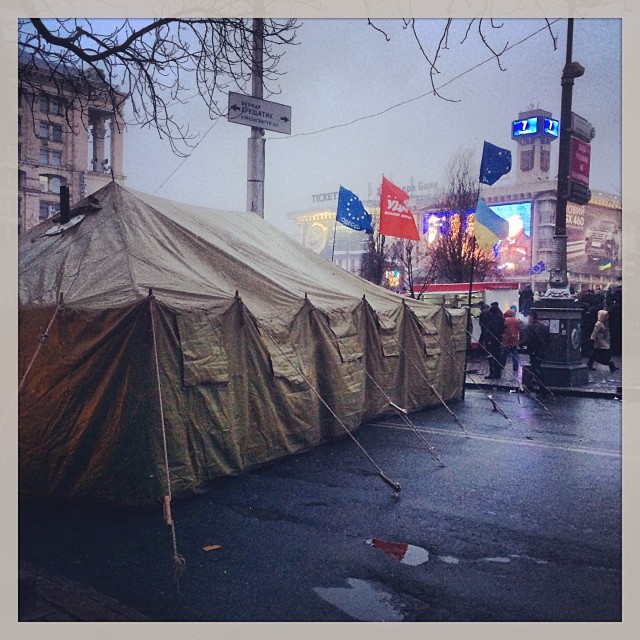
[474,197,509,254]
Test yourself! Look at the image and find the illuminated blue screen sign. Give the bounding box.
[422,202,533,274]
[512,117,538,137]
[512,116,559,139]
[543,117,559,137]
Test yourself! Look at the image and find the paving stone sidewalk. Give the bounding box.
[465,351,622,398]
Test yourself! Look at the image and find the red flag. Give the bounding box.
[379,177,420,241]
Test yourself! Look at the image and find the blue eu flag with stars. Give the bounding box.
[479,141,512,186]
[336,186,373,233]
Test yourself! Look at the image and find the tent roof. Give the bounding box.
[19,182,416,315]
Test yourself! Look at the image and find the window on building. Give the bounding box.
[39,149,62,167]
[39,174,65,194]
[521,149,534,172]
[39,200,58,220]
[18,170,25,189]
[18,143,22,161]
[540,149,551,172]
[39,95,63,115]
[38,122,63,142]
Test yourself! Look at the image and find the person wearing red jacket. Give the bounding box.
[502,307,521,372]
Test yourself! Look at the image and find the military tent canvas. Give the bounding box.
[18,182,467,505]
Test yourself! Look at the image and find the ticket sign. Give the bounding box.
[570,136,591,186]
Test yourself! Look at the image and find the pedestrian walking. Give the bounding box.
[484,302,505,379]
[502,307,521,372]
[587,309,619,372]
[520,310,550,397]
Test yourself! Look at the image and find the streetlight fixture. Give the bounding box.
[532,17,590,387]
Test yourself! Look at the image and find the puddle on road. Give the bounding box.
[314,578,405,622]
[365,538,430,566]
[481,554,549,565]
[482,557,511,563]
[364,538,548,568]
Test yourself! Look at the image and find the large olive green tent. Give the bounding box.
[18,182,467,505]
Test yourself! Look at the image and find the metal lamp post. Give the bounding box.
[533,18,589,387]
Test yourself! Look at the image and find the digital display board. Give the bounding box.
[422,201,533,274]
[512,116,559,139]
[512,117,538,137]
[490,202,532,236]
[543,117,559,137]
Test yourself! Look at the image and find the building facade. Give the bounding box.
[18,58,126,232]
[289,108,621,293]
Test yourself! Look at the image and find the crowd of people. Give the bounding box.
[475,282,621,396]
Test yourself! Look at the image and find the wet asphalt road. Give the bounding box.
[18,389,622,622]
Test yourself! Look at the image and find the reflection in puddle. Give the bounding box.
[482,554,549,565]
[510,554,549,565]
[365,538,430,566]
[438,555,460,564]
[482,557,511,563]
[314,578,405,622]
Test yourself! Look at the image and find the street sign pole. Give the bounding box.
[247,18,265,218]
[534,17,589,387]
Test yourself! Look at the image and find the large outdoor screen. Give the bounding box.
[421,201,533,275]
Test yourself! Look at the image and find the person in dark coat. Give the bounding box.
[484,302,505,379]
[520,310,550,397]
[478,302,490,349]
[519,284,534,317]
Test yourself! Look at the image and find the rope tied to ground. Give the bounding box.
[376,310,470,437]
[149,294,185,591]
[259,317,401,493]
[416,311,513,424]
[19,292,64,395]
[321,309,444,467]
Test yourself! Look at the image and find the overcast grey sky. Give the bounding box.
[122,17,621,235]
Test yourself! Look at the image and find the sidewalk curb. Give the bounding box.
[19,559,151,622]
[466,381,622,400]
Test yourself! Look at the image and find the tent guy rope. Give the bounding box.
[414,310,513,423]
[258,317,402,493]
[376,306,470,437]
[18,292,63,394]
[318,308,445,466]
[149,292,186,588]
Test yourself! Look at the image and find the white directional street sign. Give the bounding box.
[227,92,292,135]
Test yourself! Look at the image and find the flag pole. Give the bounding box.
[462,232,477,401]
[331,217,338,263]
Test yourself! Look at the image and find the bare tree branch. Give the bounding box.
[19,18,300,156]
[368,18,558,102]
